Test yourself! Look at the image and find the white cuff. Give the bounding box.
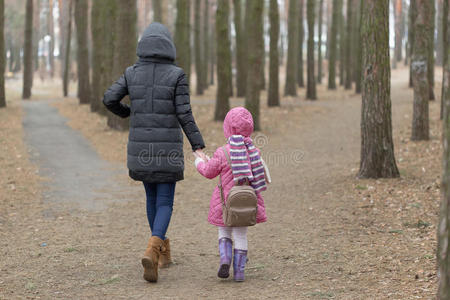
[195,157,204,168]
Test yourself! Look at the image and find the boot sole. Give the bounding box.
[218,264,230,278]
[142,257,158,282]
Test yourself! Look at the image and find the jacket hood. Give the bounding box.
[223,107,254,139]
[137,22,176,61]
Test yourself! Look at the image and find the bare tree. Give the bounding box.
[0,0,5,108]
[344,0,353,89]
[152,0,162,22]
[317,0,324,84]
[440,0,449,120]
[202,0,209,88]
[359,0,399,178]
[409,0,416,87]
[63,0,72,97]
[284,0,298,96]
[328,0,341,89]
[194,0,203,94]
[428,0,436,100]
[234,0,246,97]
[297,0,305,88]
[174,0,191,85]
[268,0,280,107]
[23,0,33,99]
[393,0,403,68]
[47,0,54,78]
[75,0,91,104]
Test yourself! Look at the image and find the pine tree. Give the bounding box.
[63,0,72,97]
[317,0,324,84]
[268,0,280,107]
[0,0,5,108]
[428,0,436,100]
[33,0,40,72]
[359,0,399,178]
[437,0,444,66]
[47,0,54,78]
[339,0,345,86]
[408,0,416,88]
[354,0,363,94]
[245,0,263,130]
[328,0,341,89]
[284,0,298,96]
[23,0,33,99]
[202,0,209,89]
[393,0,403,66]
[297,0,305,88]
[152,0,162,22]
[440,0,449,120]
[174,0,191,85]
[214,0,231,121]
[75,0,91,104]
[107,0,137,130]
[438,3,450,296]
[194,0,203,94]
[411,0,432,140]
[306,0,317,100]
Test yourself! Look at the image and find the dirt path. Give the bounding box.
[2,68,441,299]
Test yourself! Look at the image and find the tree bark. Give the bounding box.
[409,0,416,87]
[359,0,399,178]
[268,0,280,107]
[47,0,54,78]
[75,0,91,104]
[107,0,136,130]
[63,0,72,97]
[202,0,209,88]
[174,0,191,85]
[344,0,353,89]
[214,0,231,121]
[23,0,33,99]
[233,0,245,96]
[0,0,5,108]
[297,0,305,88]
[438,2,450,297]
[152,0,162,22]
[306,0,317,100]
[437,0,444,66]
[245,0,263,131]
[317,0,324,84]
[328,0,341,89]
[411,0,431,140]
[394,0,403,66]
[210,6,215,86]
[339,1,345,86]
[33,0,40,72]
[194,0,203,95]
[284,0,298,96]
[428,0,436,100]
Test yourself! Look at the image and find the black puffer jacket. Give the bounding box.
[103,23,205,183]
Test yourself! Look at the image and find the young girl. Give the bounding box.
[194,107,270,282]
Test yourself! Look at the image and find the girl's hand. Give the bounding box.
[194,149,209,161]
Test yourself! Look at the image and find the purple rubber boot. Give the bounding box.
[218,238,232,278]
[233,249,248,282]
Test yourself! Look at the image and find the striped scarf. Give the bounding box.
[228,135,267,192]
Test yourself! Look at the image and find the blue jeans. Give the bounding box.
[143,182,176,240]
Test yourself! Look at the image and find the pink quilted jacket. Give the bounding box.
[196,107,267,227]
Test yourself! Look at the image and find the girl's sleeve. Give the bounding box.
[195,148,223,179]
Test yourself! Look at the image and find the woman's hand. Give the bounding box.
[194,149,209,161]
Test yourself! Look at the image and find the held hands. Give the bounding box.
[194,149,209,161]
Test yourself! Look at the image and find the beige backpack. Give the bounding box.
[218,146,258,227]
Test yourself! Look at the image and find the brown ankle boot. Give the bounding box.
[158,238,173,268]
[142,236,164,282]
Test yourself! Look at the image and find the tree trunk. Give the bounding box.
[437,0,444,66]
[47,0,54,78]
[339,1,345,86]
[258,2,265,92]
[90,0,116,114]
[306,0,317,100]
[210,7,215,86]
[202,0,209,88]
[428,0,436,100]
[354,0,363,94]
[75,0,91,104]
[23,0,33,99]
[33,0,40,72]
[344,0,353,89]
[317,0,324,84]
[359,0,399,178]
[411,0,432,140]
[214,0,231,121]
[409,0,416,87]
[152,0,162,22]
[233,0,245,96]
[194,0,203,95]
[440,0,449,120]
[0,0,5,108]
[63,0,72,97]
[174,0,191,85]
[245,0,263,131]
[328,0,341,89]
[438,1,450,297]
[284,0,298,96]
[268,0,280,107]
[394,0,403,66]
[107,0,136,131]
[297,0,305,88]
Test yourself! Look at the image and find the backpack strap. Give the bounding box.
[218,146,230,210]
[221,146,231,166]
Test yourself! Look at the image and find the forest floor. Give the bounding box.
[0,66,444,299]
